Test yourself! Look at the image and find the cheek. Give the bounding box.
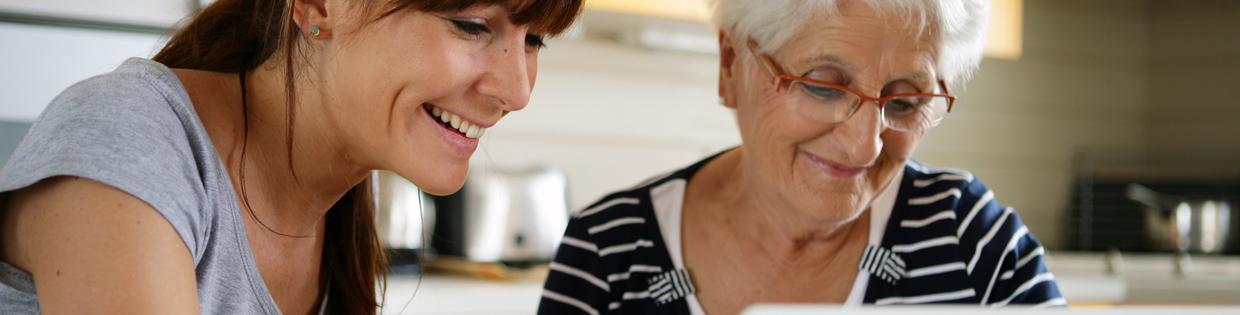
[736,83,825,178]
[737,81,800,143]
[881,130,923,160]
[527,55,540,88]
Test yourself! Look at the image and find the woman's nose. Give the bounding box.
[476,34,532,113]
[831,100,884,165]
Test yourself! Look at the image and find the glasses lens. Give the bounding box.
[790,81,862,124]
[882,95,949,132]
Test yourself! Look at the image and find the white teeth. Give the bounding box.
[428,104,488,139]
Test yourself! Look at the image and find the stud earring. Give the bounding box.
[310,25,321,37]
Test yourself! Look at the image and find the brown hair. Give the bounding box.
[152,0,582,314]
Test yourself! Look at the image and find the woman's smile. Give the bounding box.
[421,103,486,157]
[801,149,869,179]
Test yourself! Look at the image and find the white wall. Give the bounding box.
[469,39,739,211]
[0,22,165,121]
[0,0,190,28]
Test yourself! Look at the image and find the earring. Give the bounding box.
[310,25,321,37]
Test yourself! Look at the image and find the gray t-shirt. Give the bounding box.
[0,58,282,314]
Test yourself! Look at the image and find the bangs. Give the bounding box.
[391,0,583,36]
[508,0,582,35]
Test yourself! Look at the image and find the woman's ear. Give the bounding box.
[717,30,738,109]
[292,0,334,39]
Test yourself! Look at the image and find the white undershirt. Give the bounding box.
[651,170,904,314]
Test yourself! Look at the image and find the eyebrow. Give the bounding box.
[791,54,858,78]
[895,72,936,92]
[793,54,937,92]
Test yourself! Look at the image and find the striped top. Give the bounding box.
[538,154,1065,314]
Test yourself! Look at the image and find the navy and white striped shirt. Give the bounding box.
[539,154,1064,314]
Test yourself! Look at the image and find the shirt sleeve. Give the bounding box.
[955,179,1066,308]
[0,71,209,263]
[538,214,612,315]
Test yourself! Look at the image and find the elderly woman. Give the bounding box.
[539,0,1063,314]
[0,0,581,314]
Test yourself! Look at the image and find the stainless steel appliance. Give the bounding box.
[374,171,435,269]
[431,166,570,264]
[1127,184,1233,254]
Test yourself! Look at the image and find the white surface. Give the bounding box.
[381,274,544,315]
[744,305,1240,315]
[380,273,1221,314]
[379,252,1240,314]
[1048,252,1240,305]
[0,22,164,121]
[1053,273,1126,304]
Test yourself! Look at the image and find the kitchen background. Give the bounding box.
[2,0,1239,313]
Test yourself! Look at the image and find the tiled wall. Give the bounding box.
[1148,0,1240,160]
[916,0,1152,247]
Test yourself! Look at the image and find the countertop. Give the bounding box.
[1047,251,1240,305]
[380,252,1240,313]
[381,274,545,315]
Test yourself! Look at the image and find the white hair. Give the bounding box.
[709,0,990,86]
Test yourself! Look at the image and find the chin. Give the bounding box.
[419,183,464,196]
[419,170,468,196]
[387,162,469,196]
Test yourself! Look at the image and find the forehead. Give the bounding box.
[773,1,939,81]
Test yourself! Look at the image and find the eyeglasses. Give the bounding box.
[745,39,956,133]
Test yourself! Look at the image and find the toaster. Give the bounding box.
[431,166,570,264]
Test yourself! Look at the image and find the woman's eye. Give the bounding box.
[526,34,546,50]
[799,83,847,100]
[450,19,490,36]
[884,98,921,115]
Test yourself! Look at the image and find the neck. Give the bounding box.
[234,59,370,238]
[702,150,869,266]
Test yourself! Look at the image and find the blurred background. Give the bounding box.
[2,0,1239,313]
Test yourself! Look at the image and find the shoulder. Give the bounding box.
[3,58,203,188]
[19,58,194,161]
[572,161,694,227]
[899,160,1023,243]
[0,58,213,262]
[540,163,694,314]
[891,161,1063,306]
[565,170,681,256]
[42,58,189,129]
[900,161,1002,234]
[4,58,201,180]
[1,176,200,313]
